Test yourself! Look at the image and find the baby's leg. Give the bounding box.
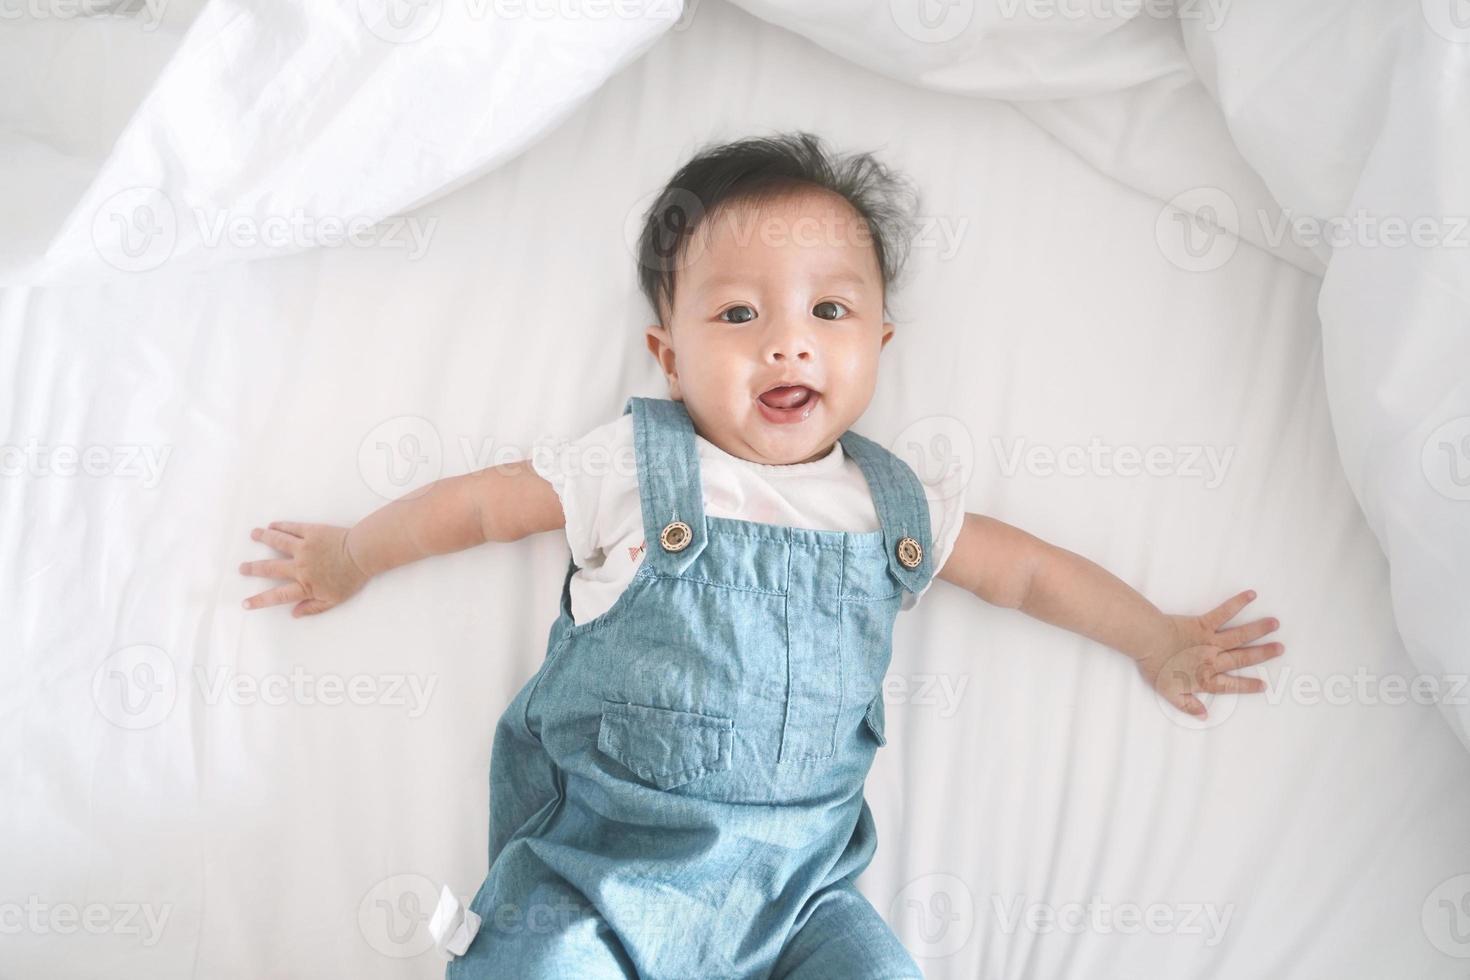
[770,878,924,980]
[446,844,635,980]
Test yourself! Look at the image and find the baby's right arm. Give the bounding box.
[239,460,565,617]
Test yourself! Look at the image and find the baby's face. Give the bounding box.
[645,187,894,465]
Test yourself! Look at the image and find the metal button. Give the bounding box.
[660,520,693,553]
[895,536,923,569]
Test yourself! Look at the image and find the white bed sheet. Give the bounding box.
[3,2,1469,978]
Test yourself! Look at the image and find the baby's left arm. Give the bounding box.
[937,514,1283,718]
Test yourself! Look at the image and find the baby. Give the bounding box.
[240,132,1283,979]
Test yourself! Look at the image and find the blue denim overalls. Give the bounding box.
[448,396,935,979]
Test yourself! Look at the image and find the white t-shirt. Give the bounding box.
[530,413,966,624]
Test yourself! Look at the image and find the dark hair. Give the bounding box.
[635,131,919,325]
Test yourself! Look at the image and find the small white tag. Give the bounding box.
[428,883,482,959]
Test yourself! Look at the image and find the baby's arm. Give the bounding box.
[239,461,564,617]
[937,514,1284,718]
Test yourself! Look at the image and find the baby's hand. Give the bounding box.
[1136,590,1284,718]
[239,521,370,617]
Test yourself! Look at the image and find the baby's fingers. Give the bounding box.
[1201,672,1267,695]
[242,581,306,610]
[250,526,301,556]
[292,598,333,618]
[1201,589,1256,630]
[1214,642,1284,673]
[268,520,311,536]
[1170,692,1208,718]
[1217,616,1280,651]
[238,558,294,580]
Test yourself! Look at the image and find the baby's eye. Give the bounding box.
[719,305,756,324]
[813,301,849,320]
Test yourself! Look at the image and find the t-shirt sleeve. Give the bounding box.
[529,413,637,568]
[900,464,969,612]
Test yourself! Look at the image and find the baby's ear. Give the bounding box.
[880,321,896,349]
[645,323,678,390]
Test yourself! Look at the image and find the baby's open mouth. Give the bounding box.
[756,384,820,424]
[758,385,815,409]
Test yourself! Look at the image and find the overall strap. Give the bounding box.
[838,429,935,595]
[624,396,709,574]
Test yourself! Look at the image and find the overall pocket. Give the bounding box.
[597,699,735,790]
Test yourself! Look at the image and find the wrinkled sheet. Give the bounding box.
[3,2,1468,979]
